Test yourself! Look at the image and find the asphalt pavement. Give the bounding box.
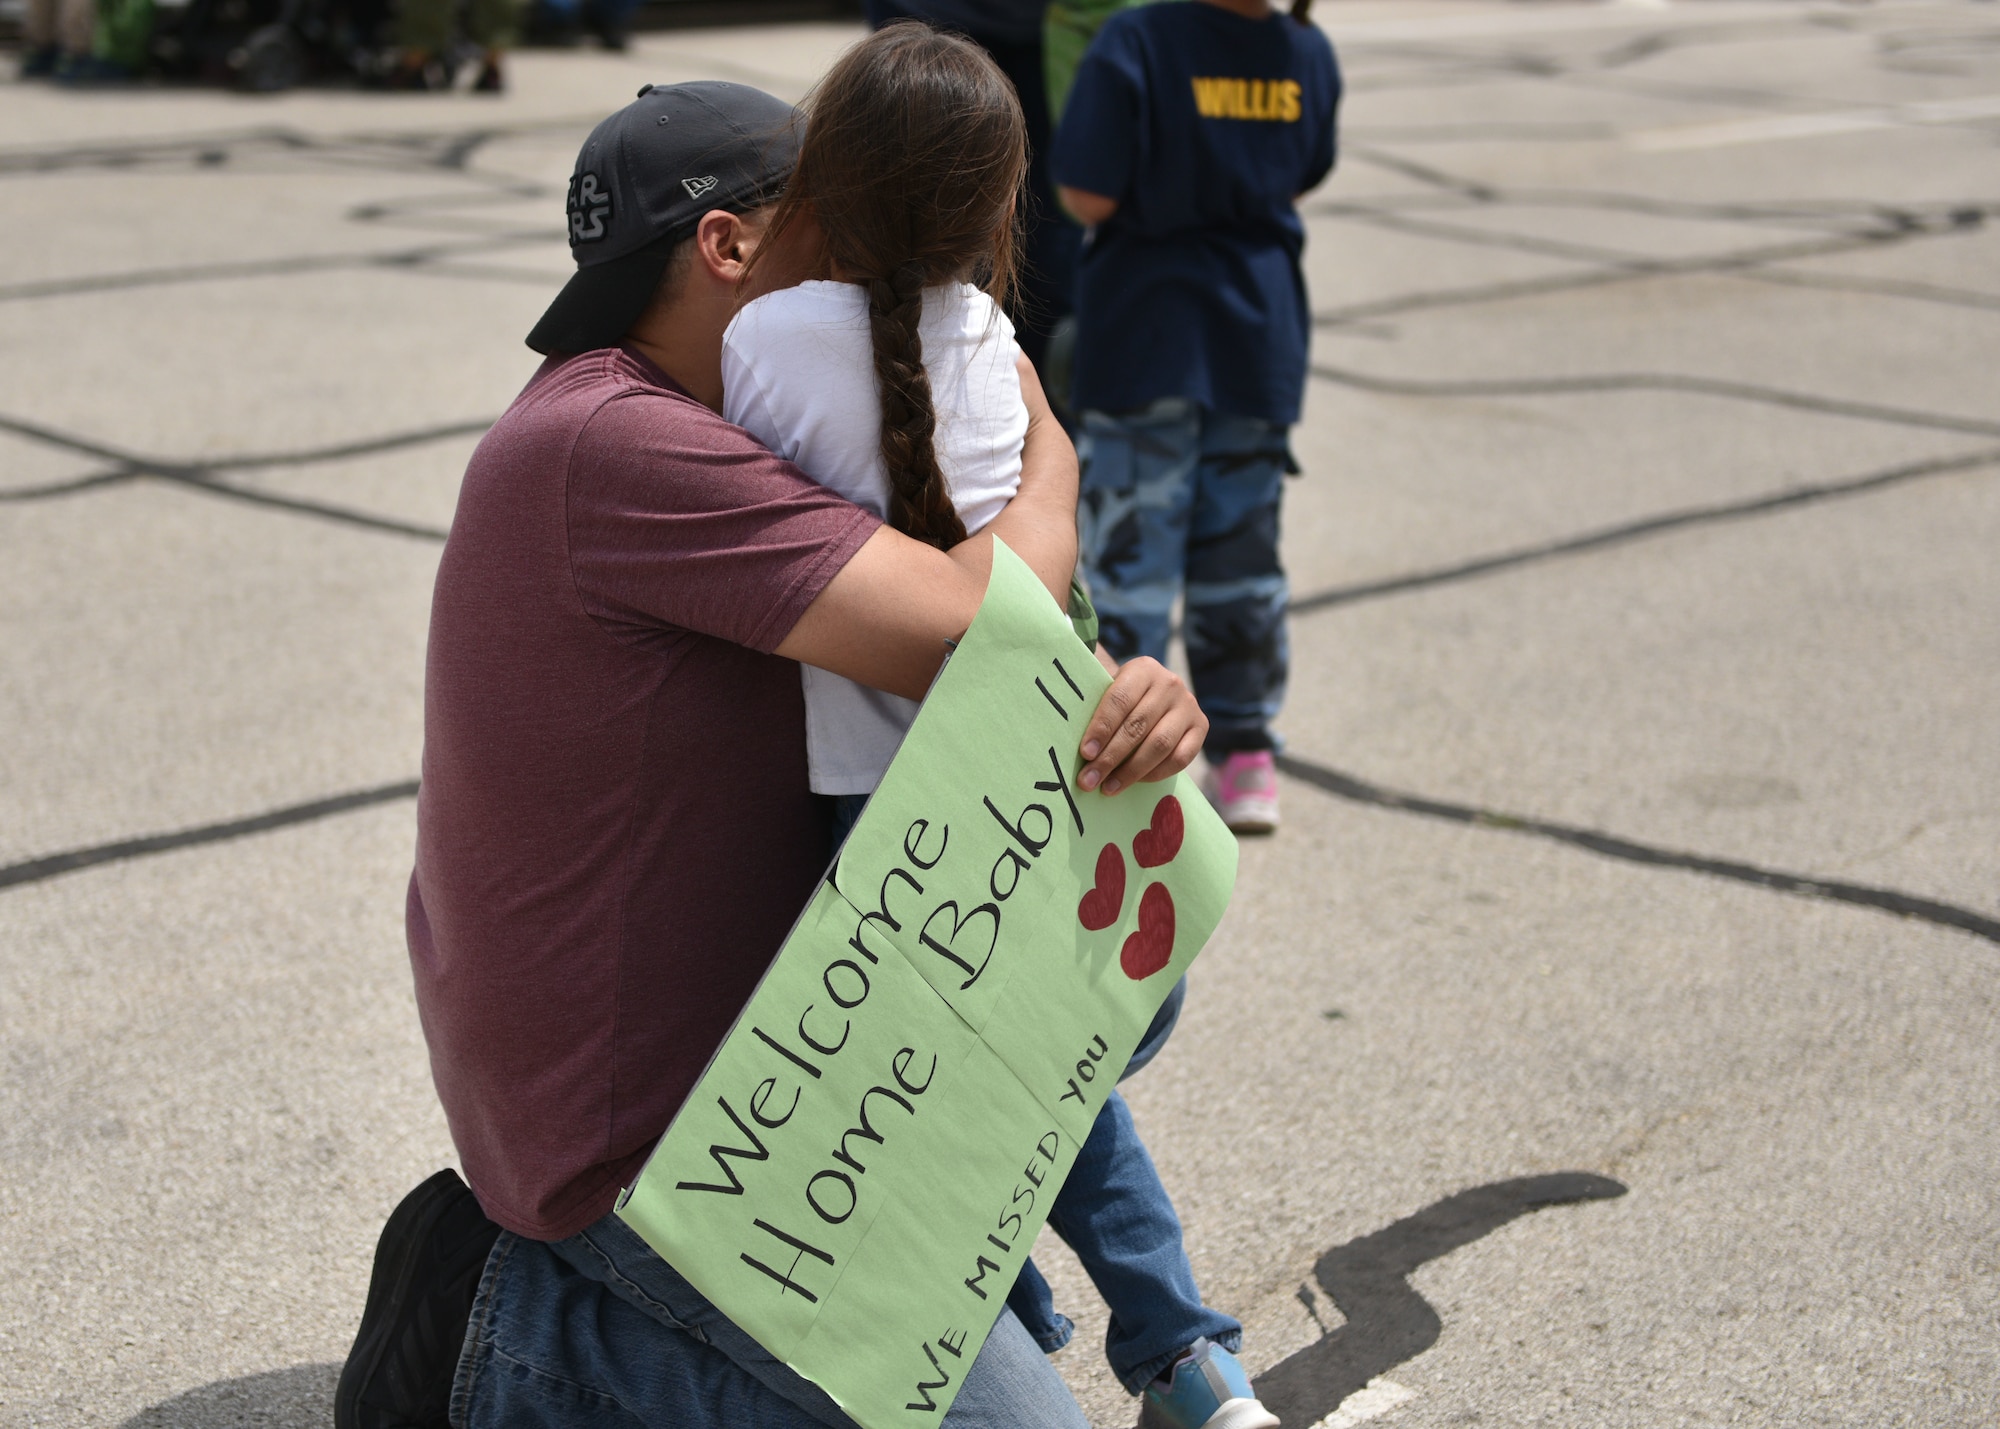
[1,2,1995,1426]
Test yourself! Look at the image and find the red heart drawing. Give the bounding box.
[1120,882,1176,980]
[1132,794,1185,869]
[1077,843,1126,931]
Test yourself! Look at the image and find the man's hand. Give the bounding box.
[1077,657,1207,795]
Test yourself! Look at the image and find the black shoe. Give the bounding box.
[336,1169,503,1429]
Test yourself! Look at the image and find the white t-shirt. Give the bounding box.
[721,279,1026,795]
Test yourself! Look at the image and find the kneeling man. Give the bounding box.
[337,81,1206,1429]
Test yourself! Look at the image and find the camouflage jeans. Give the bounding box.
[1076,398,1292,758]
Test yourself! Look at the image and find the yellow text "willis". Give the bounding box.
[1190,77,1302,122]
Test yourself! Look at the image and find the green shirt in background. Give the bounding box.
[1045,0,1155,123]
[94,0,154,71]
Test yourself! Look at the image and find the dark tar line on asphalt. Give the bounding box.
[4,760,1996,953]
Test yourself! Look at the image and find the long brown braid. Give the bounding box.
[744,24,1027,550]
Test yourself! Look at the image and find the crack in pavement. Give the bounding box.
[0,116,593,178]
[0,471,449,539]
[0,239,557,305]
[1314,180,1991,325]
[1339,9,2000,126]
[1737,263,2000,313]
[1319,158,1994,231]
[12,418,1999,610]
[0,409,492,477]
[1313,219,1920,327]
[1289,446,2000,614]
[0,780,421,892]
[1308,361,2000,441]
[1312,181,1992,327]
[0,411,487,535]
[0,182,567,305]
[0,469,139,502]
[12,743,1998,963]
[150,471,453,541]
[1347,120,1618,144]
[1274,754,2000,949]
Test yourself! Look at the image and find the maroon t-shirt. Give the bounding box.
[408,346,878,1240]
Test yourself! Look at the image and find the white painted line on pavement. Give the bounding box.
[1307,1377,1417,1429]
[1631,94,2000,150]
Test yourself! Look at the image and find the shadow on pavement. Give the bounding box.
[1255,1172,1628,1424]
[110,1176,1623,1427]
[121,1362,341,1429]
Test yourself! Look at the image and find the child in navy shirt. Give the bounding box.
[1053,0,1340,837]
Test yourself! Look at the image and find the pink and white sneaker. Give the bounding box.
[1206,751,1279,835]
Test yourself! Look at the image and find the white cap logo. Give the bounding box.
[681,175,719,200]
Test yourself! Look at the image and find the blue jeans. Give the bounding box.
[1078,398,1293,759]
[1004,983,1242,1393]
[451,1211,1089,1428]
[824,802,1240,1396]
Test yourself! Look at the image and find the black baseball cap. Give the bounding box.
[527,80,799,356]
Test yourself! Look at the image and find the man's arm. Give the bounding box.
[778,538,1206,794]
[774,356,1077,695]
[772,525,980,701]
[775,363,1206,792]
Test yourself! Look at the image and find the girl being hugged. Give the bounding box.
[724,24,1277,1429]
[727,21,1031,831]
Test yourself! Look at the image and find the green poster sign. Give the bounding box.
[617,541,1238,1427]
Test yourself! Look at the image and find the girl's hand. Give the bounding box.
[1077,656,1207,795]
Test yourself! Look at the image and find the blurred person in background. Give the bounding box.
[522,0,638,53]
[17,0,96,77]
[387,0,520,89]
[18,0,149,81]
[862,0,1074,371]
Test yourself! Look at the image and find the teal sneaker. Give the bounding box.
[1137,1338,1280,1429]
